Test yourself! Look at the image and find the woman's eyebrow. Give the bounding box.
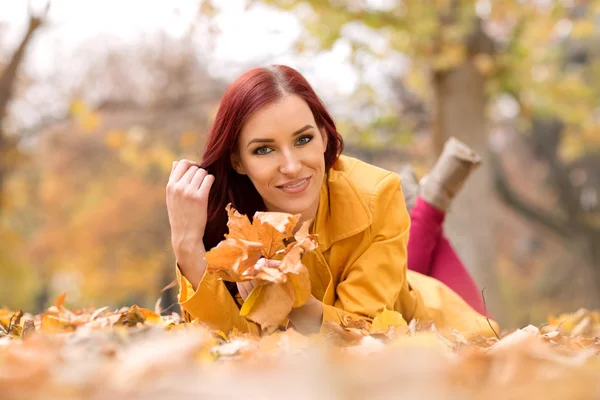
[246,124,315,147]
[292,124,314,136]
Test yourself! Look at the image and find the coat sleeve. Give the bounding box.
[319,173,415,331]
[176,264,261,335]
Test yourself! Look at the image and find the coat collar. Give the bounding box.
[311,157,373,251]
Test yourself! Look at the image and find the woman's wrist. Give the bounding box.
[176,245,207,290]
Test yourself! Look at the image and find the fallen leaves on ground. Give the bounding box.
[1,295,600,399]
[204,205,317,333]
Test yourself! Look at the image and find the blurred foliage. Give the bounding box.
[1,102,211,310]
[255,0,600,157]
[0,23,223,311]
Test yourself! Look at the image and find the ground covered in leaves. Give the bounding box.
[1,295,600,400]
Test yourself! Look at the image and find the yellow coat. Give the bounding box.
[177,155,499,337]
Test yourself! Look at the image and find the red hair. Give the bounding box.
[200,65,344,251]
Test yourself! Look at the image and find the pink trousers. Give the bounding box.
[407,197,488,316]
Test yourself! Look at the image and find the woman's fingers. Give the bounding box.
[190,168,208,191]
[237,280,260,301]
[198,173,215,197]
[180,165,199,185]
[169,160,200,184]
[237,282,248,299]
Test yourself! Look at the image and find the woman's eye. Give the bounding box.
[296,135,313,146]
[254,146,272,155]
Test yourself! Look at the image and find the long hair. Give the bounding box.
[200,65,344,252]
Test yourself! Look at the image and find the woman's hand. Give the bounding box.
[288,296,323,335]
[166,160,215,288]
[237,280,261,301]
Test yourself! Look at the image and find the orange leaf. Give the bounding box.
[40,315,75,334]
[225,204,301,258]
[136,307,163,325]
[254,211,300,238]
[278,240,312,307]
[205,238,263,281]
[116,305,163,326]
[294,219,313,242]
[279,245,304,275]
[249,258,286,284]
[246,282,295,334]
[293,220,318,253]
[288,268,311,308]
[225,204,254,240]
[253,212,300,258]
[53,293,67,310]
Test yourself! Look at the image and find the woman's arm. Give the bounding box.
[177,248,207,291]
[176,263,261,335]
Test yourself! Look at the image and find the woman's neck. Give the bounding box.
[297,199,319,234]
[264,197,319,235]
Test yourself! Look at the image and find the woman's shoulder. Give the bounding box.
[333,155,401,199]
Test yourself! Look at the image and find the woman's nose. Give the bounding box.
[279,151,302,176]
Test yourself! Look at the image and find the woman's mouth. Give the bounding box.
[277,177,311,194]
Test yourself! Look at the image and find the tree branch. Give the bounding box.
[530,118,582,222]
[0,2,50,123]
[490,150,570,238]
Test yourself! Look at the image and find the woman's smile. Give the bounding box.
[276,176,311,193]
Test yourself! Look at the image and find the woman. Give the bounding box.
[167,65,497,337]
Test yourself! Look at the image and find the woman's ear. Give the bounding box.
[231,153,246,175]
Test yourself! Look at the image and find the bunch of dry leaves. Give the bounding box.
[204,205,317,332]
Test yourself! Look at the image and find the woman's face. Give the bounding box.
[233,94,328,221]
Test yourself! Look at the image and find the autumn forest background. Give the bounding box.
[0,0,599,329]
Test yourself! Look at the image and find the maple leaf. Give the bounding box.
[225,204,301,258]
[293,220,317,247]
[225,204,254,240]
[205,238,263,282]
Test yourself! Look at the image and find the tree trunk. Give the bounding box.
[583,233,600,307]
[431,62,503,321]
[0,10,47,212]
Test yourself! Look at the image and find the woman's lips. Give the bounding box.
[277,177,311,194]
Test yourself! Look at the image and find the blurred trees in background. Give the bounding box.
[0,1,599,327]
[0,4,224,311]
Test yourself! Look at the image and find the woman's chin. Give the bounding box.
[268,199,315,217]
